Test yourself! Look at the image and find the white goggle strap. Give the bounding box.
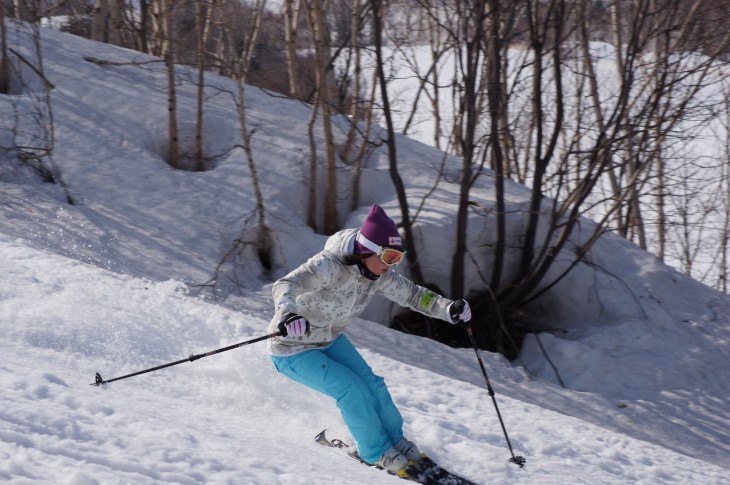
[356,232,383,254]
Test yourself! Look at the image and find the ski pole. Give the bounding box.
[454,301,525,468]
[91,331,282,387]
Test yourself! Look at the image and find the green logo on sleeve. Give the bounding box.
[419,291,437,310]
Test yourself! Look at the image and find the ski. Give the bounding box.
[314,429,367,465]
[314,429,479,485]
[407,456,480,485]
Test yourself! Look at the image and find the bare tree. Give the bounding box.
[479,0,730,354]
[338,0,364,164]
[137,0,152,53]
[371,0,424,284]
[194,0,217,172]
[12,0,32,20]
[1,0,9,94]
[374,0,730,353]
[715,88,730,293]
[156,0,179,169]
[350,68,379,211]
[233,0,274,269]
[283,0,302,98]
[305,0,339,234]
[91,0,124,46]
[2,14,74,203]
[306,89,320,230]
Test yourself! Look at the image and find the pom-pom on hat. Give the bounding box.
[356,204,403,254]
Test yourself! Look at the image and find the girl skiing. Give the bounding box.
[268,203,472,475]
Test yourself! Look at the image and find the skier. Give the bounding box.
[268,203,472,475]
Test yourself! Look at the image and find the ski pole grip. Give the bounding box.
[450,299,467,325]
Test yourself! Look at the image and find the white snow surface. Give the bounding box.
[1,23,729,485]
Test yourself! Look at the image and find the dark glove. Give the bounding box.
[277,312,310,337]
[449,299,472,326]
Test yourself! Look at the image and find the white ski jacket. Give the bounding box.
[267,228,455,356]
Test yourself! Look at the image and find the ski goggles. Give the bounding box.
[356,232,407,266]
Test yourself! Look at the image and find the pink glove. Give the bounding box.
[278,312,310,337]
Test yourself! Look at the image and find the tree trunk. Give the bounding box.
[371,0,424,285]
[91,0,108,43]
[307,96,320,231]
[284,0,301,98]
[485,0,506,294]
[107,0,123,47]
[194,0,216,172]
[0,0,9,94]
[151,0,167,57]
[160,0,178,169]
[351,69,378,212]
[306,0,339,234]
[235,0,273,268]
[339,0,363,164]
[138,0,151,54]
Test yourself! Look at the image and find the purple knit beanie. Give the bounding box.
[356,204,403,254]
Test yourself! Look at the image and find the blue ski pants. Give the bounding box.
[271,334,404,464]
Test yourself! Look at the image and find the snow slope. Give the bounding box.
[1,22,729,484]
[2,238,728,484]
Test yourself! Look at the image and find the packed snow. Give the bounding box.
[1,22,729,485]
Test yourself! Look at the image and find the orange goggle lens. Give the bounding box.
[379,248,406,266]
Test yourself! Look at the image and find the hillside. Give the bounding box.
[1,22,729,484]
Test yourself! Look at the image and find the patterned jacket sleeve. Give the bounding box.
[376,271,454,322]
[271,252,337,323]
